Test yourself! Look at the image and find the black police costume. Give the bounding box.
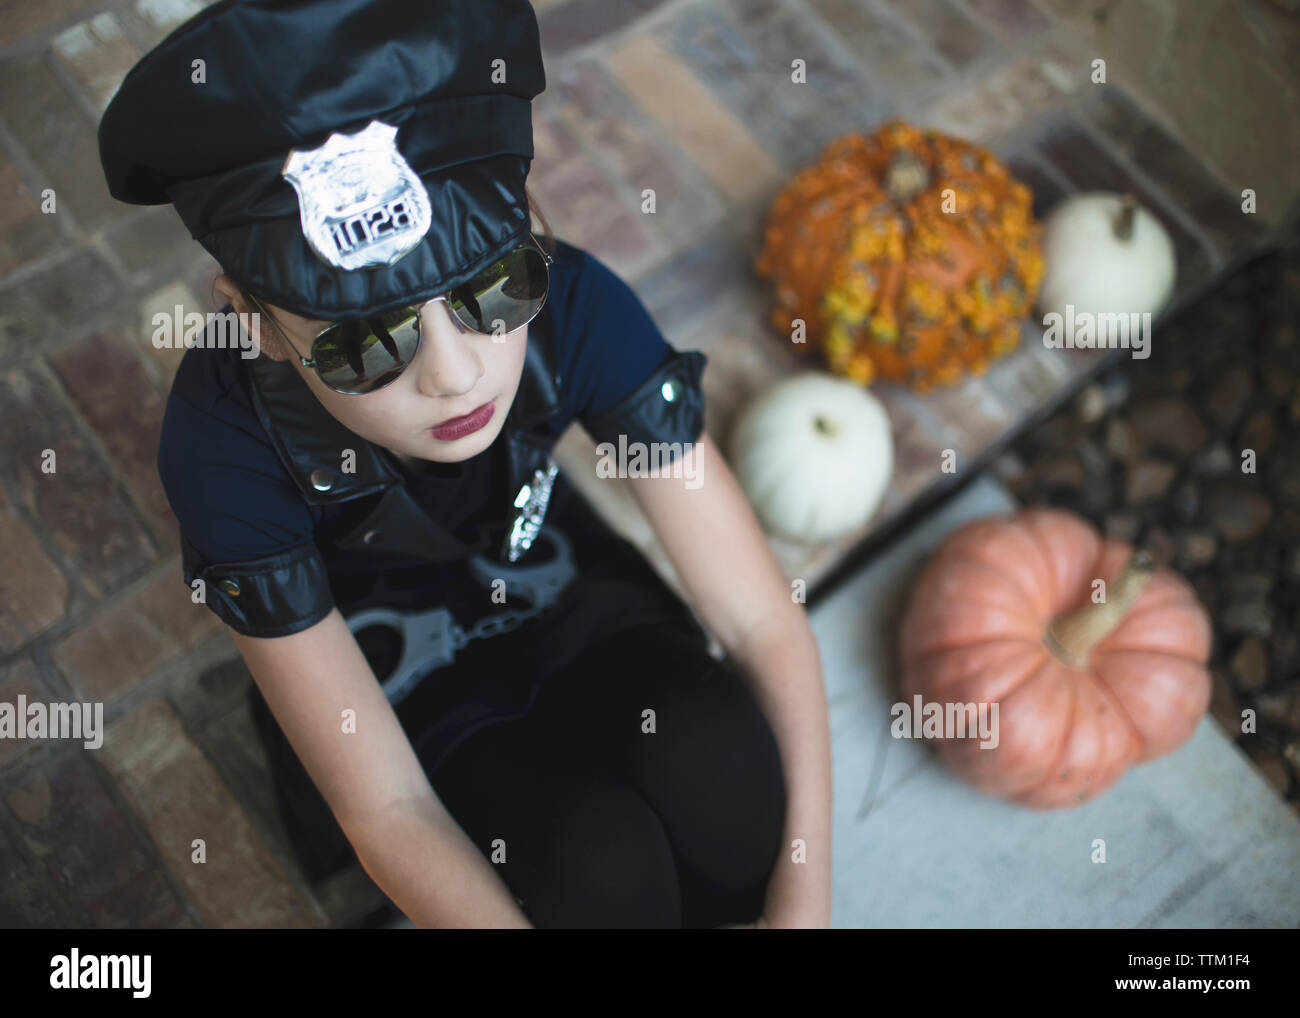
[99,0,713,883]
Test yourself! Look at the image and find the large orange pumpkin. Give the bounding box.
[754,121,1045,391]
[899,508,1212,809]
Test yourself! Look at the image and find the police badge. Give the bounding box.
[503,459,560,563]
[281,120,433,271]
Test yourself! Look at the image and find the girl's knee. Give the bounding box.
[517,775,682,929]
[620,658,787,898]
[665,662,786,824]
[698,668,787,871]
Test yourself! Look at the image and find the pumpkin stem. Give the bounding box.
[885,151,930,204]
[1114,193,1137,241]
[813,414,836,436]
[1044,551,1156,668]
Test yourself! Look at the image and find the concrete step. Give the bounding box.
[811,475,1300,928]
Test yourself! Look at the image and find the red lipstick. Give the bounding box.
[429,399,494,441]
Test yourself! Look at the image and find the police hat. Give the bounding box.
[99,0,546,320]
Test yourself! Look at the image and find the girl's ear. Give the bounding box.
[213,274,291,362]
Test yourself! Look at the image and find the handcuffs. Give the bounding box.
[345,521,577,705]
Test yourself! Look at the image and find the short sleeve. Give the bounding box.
[158,391,314,563]
[157,349,334,637]
[553,243,707,453]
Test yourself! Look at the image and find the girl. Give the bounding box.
[99,0,831,928]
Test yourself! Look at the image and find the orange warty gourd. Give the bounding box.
[754,121,1045,391]
[899,509,1213,809]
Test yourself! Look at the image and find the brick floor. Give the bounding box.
[0,55,128,231]
[0,489,68,653]
[0,0,1289,928]
[100,698,321,928]
[0,153,60,275]
[0,659,57,766]
[881,0,998,73]
[47,331,175,544]
[6,751,187,923]
[50,12,140,115]
[0,363,155,596]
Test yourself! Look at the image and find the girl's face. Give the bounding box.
[215,276,528,466]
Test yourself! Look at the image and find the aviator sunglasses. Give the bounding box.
[248,232,554,395]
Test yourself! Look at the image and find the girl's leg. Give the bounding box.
[519,621,788,929]
[429,716,682,928]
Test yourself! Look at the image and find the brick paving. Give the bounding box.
[0,0,1288,927]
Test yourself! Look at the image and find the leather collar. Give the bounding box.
[244,302,565,512]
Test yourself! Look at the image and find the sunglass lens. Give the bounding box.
[312,307,421,394]
[305,243,548,393]
[447,245,549,337]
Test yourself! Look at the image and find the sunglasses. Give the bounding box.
[249,232,554,394]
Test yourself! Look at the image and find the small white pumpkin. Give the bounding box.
[1036,192,1176,320]
[728,372,894,543]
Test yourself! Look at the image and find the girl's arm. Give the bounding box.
[624,433,834,928]
[232,609,532,929]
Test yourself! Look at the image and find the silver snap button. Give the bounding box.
[362,529,382,545]
[310,468,334,491]
[218,579,241,597]
[661,379,679,402]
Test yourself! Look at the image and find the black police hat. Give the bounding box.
[99,0,546,320]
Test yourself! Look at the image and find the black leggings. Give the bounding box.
[425,622,787,928]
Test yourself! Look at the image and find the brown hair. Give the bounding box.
[524,184,556,260]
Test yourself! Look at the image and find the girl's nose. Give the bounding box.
[413,298,482,398]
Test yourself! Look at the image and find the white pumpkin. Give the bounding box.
[1036,192,1176,320]
[728,372,894,543]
